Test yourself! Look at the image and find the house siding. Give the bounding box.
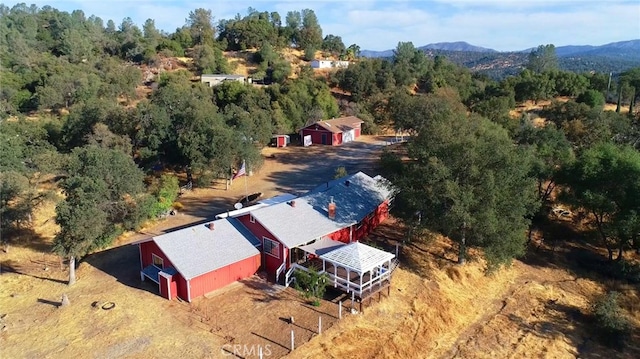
[328,227,352,243]
[301,127,332,146]
[300,128,344,146]
[326,200,390,243]
[140,238,260,302]
[333,132,342,146]
[188,254,260,299]
[140,241,189,301]
[140,241,177,271]
[237,214,286,281]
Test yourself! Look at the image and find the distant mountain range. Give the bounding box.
[360,40,640,78]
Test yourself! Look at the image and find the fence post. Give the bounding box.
[318,316,322,334]
[339,301,342,319]
[291,330,295,351]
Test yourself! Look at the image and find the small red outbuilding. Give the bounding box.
[271,134,290,148]
[300,116,363,146]
[137,218,261,302]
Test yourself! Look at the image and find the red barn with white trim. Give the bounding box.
[136,218,261,302]
[242,172,394,282]
[300,116,363,146]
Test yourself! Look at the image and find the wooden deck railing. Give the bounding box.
[286,260,400,297]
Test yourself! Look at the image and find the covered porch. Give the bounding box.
[286,241,398,306]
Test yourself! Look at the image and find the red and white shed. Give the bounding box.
[271,134,290,148]
[136,218,261,302]
[300,116,363,146]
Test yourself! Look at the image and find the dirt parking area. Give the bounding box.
[0,136,391,359]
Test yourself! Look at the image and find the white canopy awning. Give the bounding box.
[298,238,345,256]
[320,242,395,274]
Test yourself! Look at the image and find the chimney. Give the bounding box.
[289,200,296,207]
[207,222,215,231]
[328,197,336,220]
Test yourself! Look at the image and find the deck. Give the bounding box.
[288,258,398,300]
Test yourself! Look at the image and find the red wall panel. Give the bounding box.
[301,128,333,145]
[237,214,287,281]
[159,275,169,298]
[333,133,342,146]
[140,241,176,270]
[328,227,352,243]
[188,254,260,299]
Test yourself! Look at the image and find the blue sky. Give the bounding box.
[6,0,640,51]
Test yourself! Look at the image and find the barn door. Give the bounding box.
[321,133,328,145]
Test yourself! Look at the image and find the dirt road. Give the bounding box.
[126,136,391,240]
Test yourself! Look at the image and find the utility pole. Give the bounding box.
[606,72,613,102]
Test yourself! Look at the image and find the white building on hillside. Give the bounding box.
[310,59,351,69]
[201,74,250,87]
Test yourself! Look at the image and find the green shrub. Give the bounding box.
[591,291,631,348]
[150,174,179,217]
[609,260,640,284]
[576,89,605,108]
[293,266,328,306]
[334,166,348,179]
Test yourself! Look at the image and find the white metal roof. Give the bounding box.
[201,74,245,79]
[257,193,297,206]
[304,172,394,225]
[250,172,394,249]
[152,218,260,280]
[298,238,345,256]
[215,193,296,219]
[320,242,395,274]
[250,197,347,248]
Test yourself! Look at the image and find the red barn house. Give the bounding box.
[136,172,395,300]
[137,218,261,302]
[236,172,393,282]
[300,116,363,146]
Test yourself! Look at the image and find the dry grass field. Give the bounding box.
[2,137,640,359]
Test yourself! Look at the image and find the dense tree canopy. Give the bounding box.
[54,146,148,284]
[2,3,640,284]
[386,93,538,267]
[560,143,640,261]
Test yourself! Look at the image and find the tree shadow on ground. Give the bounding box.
[4,227,52,253]
[522,216,640,288]
[518,217,640,357]
[37,298,61,307]
[174,195,237,219]
[1,258,67,284]
[84,243,158,296]
[264,141,384,195]
[508,299,640,358]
